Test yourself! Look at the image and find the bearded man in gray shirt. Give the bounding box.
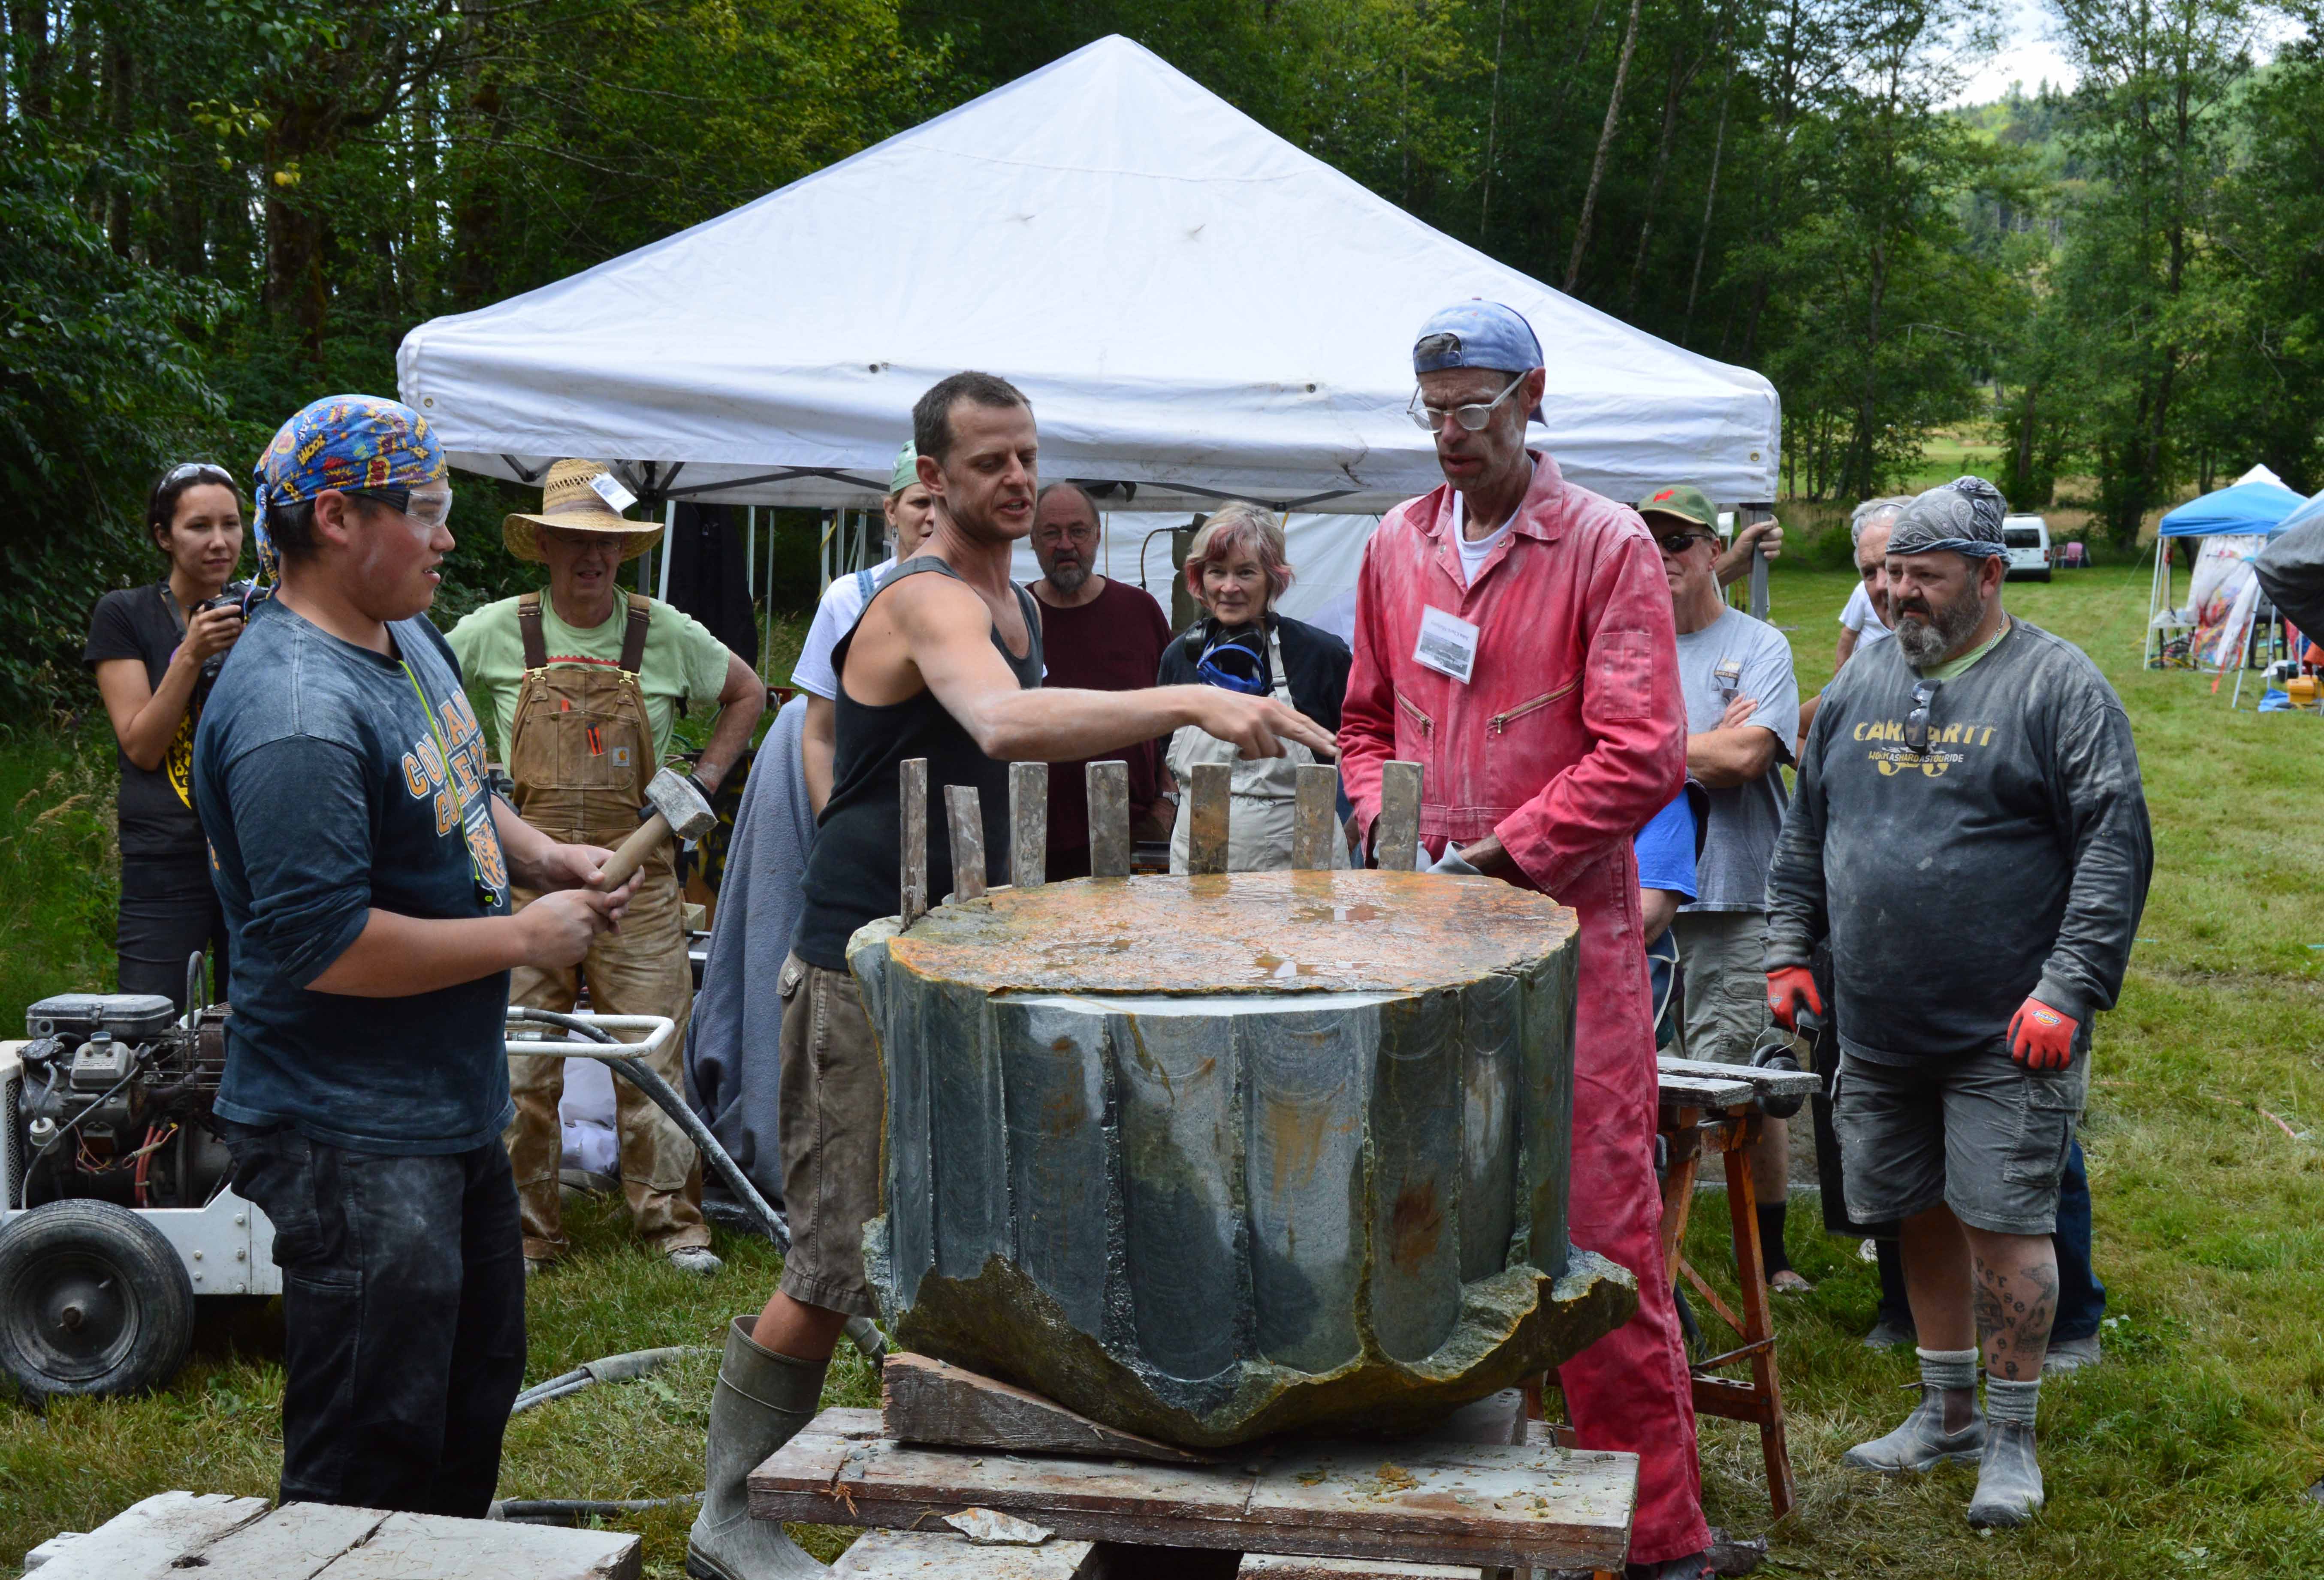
[1763,476,2151,1529]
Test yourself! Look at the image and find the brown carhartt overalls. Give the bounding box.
[504,591,708,1260]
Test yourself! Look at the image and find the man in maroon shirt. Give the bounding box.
[1028,482,1176,877]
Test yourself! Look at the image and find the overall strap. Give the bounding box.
[619,594,652,675]
[517,592,547,671]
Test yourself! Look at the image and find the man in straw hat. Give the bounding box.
[450,459,765,1277]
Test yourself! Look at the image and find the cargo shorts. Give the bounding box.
[775,953,884,1318]
[1830,1045,2088,1236]
[1669,910,1771,1064]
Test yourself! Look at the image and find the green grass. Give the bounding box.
[5,569,2323,1576]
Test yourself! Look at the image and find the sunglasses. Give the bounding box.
[1905,680,1938,754]
[163,461,235,487]
[1656,529,1716,556]
[1406,374,1526,433]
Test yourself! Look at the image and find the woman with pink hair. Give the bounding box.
[1157,502,1353,871]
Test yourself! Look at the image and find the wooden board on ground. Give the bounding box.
[1654,1055,1817,1101]
[29,1493,638,1580]
[752,1408,1635,1573]
[831,1528,1095,1577]
[883,1353,1217,1465]
[1238,1556,1487,1579]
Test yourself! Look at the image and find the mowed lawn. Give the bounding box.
[3,562,2321,1577]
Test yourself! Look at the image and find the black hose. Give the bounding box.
[494,1493,703,1525]
[506,1007,887,1364]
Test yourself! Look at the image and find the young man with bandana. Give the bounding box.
[1763,476,2152,1527]
[195,397,638,1516]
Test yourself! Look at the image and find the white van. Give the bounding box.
[2003,515,2051,582]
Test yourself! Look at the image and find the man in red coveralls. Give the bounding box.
[1340,301,1708,1580]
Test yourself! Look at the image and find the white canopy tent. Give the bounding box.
[397,34,1778,521]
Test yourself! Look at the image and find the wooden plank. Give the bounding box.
[1375,762,1422,871]
[1187,763,1232,875]
[32,1491,269,1579]
[1654,1073,1755,1109]
[882,1353,1216,1465]
[183,1502,387,1575]
[1246,1438,1633,1570]
[317,1510,638,1579]
[1087,761,1132,877]
[1654,1055,1816,1101]
[830,1529,1094,1578]
[1011,761,1048,889]
[1238,1556,1483,1579]
[901,758,929,926]
[946,785,987,902]
[1291,764,1339,871]
[750,1414,1634,1573]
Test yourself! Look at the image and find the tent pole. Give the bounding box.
[658,501,676,602]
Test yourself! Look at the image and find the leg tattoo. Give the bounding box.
[1973,1252,2058,1380]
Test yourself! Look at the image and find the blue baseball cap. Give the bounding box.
[1413,301,1545,422]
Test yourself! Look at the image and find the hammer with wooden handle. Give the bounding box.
[597,767,718,889]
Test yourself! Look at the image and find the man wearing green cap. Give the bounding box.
[794,442,937,811]
[1640,482,1805,1289]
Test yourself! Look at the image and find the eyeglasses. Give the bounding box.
[1407,375,1526,433]
[1904,680,1938,754]
[1656,529,1715,557]
[346,485,455,528]
[162,462,235,486]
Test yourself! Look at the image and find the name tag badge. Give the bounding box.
[1413,606,1482,684]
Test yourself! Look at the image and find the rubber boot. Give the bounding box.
[1965,1420,2045,1528]
[686,1316,828,1580]
[1842,1387,1985,1473]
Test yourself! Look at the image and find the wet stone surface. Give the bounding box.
[852,871,1627,1450]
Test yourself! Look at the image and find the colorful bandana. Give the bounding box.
[251,395,446,579]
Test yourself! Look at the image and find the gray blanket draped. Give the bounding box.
[685,694,814,1206]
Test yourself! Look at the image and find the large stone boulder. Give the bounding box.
[851,869,1632,1449]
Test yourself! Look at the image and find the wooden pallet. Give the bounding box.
[751,1404,1636,1574]
[26,1491,637,1579]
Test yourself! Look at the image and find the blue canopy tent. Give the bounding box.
[2145,466,2308,671]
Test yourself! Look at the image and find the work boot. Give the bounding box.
[1842,1387,1985,1474]
[1965,1420,2045,1528]
[2043,1334,2101,1374]
[686,1316,828,1580]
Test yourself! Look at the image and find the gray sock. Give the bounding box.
[1917,1346,1978,1393]
[1985,1375,2041,1426]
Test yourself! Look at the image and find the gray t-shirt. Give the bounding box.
[1675,607,1799,911]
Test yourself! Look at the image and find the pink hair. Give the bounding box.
[1183,502,1294,605]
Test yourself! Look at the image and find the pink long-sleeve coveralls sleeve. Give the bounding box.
[1339,453,1705,1565]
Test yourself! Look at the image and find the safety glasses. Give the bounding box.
[347,485,455,529]
[1904,680,1938,754]
[1406,374,1526,433]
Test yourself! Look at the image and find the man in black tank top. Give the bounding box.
[688,372,1343,1580]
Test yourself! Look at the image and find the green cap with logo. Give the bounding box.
[1636,483,1718,537]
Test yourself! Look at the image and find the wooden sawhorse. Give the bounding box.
[1654,1056,1818,1523]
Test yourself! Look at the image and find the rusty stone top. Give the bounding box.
[884,870,1577,996]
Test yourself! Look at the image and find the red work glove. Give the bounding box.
[2007,997,2079,1070]
[1766,966,1823,1031]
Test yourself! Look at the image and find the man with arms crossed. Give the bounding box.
[197,397,635,1514]
[687,373,1337,1580]
[1339,302,1711,1580]
[1765,476,2150,1526]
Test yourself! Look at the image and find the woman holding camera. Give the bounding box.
[83,462,249,1005]
[1158,502,1353,872]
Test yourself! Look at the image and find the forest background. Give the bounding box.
[4,0,2316,716]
